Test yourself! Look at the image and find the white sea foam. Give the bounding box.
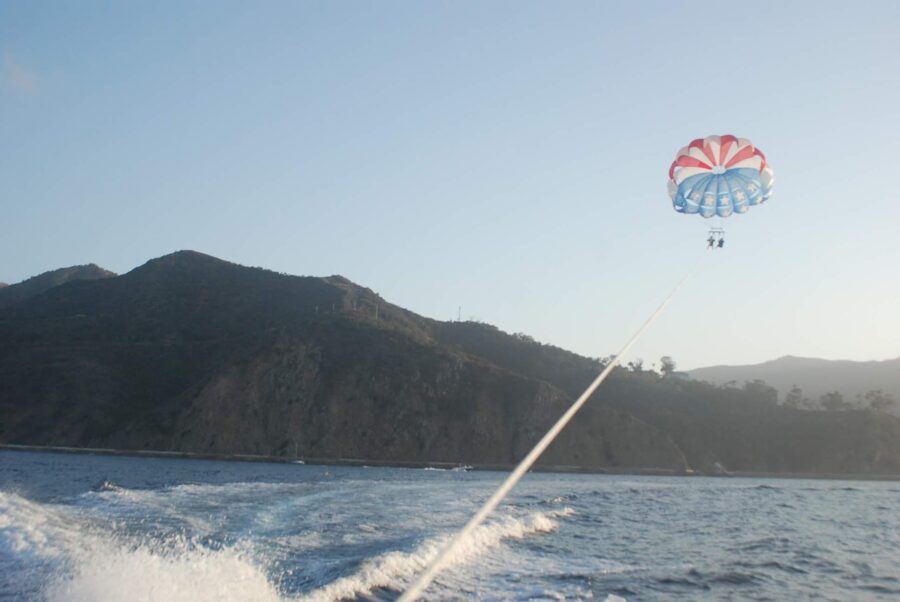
[1,492,282,602]
[301,508,575,602]
[45,539,282,602]
[0,492,81,558]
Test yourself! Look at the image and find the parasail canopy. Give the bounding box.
[668,135,774,218]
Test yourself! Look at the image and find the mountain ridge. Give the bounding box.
[689,354,900,406]
[694,354,900,370]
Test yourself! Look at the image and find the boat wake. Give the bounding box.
[0,490,573,602]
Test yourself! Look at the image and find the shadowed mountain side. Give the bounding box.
[2,250,900,475]
[0,263,115,309]
[0,251,684,470]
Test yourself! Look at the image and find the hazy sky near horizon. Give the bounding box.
[2,1,899,370]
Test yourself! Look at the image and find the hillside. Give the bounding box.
[689,355,900,407]
[2,251,900,476]
[0,263,116,309]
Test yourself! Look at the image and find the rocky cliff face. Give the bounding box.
[159,332,684,469]
[2,250,899,475]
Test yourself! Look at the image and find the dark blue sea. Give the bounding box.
[1,450,898,601]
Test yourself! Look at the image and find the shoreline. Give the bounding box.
[3,443,899,481]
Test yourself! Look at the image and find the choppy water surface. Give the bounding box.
[1,450,898,601]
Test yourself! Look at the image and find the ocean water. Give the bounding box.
[1,451,898,601]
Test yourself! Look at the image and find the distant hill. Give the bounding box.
[689,355,900,406]
[2,251,900,476]
[0,264,116,309]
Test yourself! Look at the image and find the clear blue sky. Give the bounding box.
[2,1,898,370]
